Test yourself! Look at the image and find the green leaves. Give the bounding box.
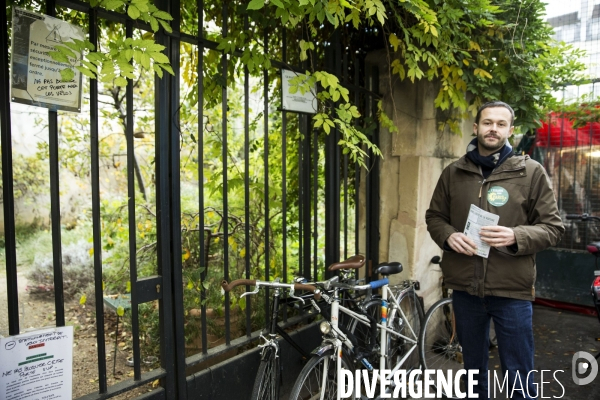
[299,40,315,61]
[47,26,174,87]
[60,68,76,82]
[247,0,265,10]
[90,1,172,33]
[127,5,141,19]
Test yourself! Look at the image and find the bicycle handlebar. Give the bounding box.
[221,279,256,291]
[220,279,321,300]
[566,213,600,222]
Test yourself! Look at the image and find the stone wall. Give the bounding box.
[365,50,473,309]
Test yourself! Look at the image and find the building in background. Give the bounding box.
[546,0,600,99]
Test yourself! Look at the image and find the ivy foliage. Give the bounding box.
[49,0,174,84]
[245,0,587,133]
[39,0,587,161]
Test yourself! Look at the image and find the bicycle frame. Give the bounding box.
[221,278,322,400]
[319,279,420,399]
[238,281,313,354]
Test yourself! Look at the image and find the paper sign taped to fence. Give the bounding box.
[11,7,84,112]
[281,69,317,114]
[0,326,73,400]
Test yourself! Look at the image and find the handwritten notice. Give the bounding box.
[11,7,83,112]
[0,326,73,400]
[464,204,500,259]
[281,69,317,114]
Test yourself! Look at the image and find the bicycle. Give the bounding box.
[220,255,367,400]
[220,278,321,400]
[288,261,424,400]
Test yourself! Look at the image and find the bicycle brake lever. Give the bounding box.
[310,298,321,313]
[240,284,260,298]
[288,287,305,304]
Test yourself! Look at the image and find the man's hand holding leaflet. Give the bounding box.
[464,204,500,258]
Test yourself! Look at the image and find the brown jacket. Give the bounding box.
[425,154,564,301]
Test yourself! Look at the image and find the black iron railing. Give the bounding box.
[0,1,382,398]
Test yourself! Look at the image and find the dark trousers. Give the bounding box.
[453,290,537,399]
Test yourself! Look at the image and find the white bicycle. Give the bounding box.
[288,261,423,400]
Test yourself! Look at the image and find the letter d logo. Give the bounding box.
[572,351,598,385]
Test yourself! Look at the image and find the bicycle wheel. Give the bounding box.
[348,288,423,372]
[288,350,353,400]
[419,297,463,398]
[251,346,280,400]
[388,288,424,372]
[348,298,380,353]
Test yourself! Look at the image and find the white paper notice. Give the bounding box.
[464,204,500,258]
[0,326,73,400]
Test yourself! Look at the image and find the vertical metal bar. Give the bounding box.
[557,107,566,247]
[263,27,271,322]
[300,24,309,279]
[334,32,342,263]
[222,1,231,344]
[243,13,252,337]
[585,117,593,246]
[558,92,565,214]
[282,29,288,291]
[88,7,107,393]
[281,29,288,322]
[46,0,65,330]
[572,115,579,250]
[48,112,65,327]
[302,116,311,280]
[124,18,142,381]
[586,84,595,245]
[313,127,318,281]
[354,55,360,259]
[168,2,186,396]
[324,34,340,274]
[343,46,349,260]
[363,56,371,277]
[155,1,176,396]
[1,0,19,336]
[197,0,208,354]
[298,115,305,278]
[302,116,315,280]
[546,112,551,169]
[368,65,380,272]
[572,86,580,220]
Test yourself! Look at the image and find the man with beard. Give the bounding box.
[426,101,564,399]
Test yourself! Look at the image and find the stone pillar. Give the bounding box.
[365,50,473,309]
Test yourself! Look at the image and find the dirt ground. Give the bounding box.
[0,271,155,399]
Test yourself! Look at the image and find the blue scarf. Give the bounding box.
[465,137,514,179]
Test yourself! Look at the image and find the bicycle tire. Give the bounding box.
[288,350,352,400]
[390,288,424,372]
[419,297,463,398]
[250,346,280,400]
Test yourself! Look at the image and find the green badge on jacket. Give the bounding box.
[487,186,509,206]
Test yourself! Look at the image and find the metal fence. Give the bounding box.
[532,108,600,251]
[1,1,381,399]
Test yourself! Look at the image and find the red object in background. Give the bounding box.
[534,297,598,317]
[536,113,600,148]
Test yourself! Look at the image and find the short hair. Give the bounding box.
[475,101,515,126]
